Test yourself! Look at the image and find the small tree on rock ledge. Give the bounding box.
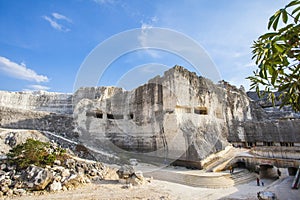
[249,0,300,112]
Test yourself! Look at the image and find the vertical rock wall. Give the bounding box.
[0,66,298,164]
[74,66,255,162]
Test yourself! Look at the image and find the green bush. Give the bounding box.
[7,139,66,169]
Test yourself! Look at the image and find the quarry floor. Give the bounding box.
[6,166,300,200]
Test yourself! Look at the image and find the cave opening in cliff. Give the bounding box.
[263,141,274,146]
[107,113,124,119]
[194,107,208,115]
[280,142,294,147]
[107,114,114,119]
[95,112,103,118]
[175,105,192,113]
[247,142,256,147]
[129,113,134,119]
[86,111,103,119]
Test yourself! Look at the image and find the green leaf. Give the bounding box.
[267,65,275,76]
[292,5,300,15]
[286,0,300,8]
[256,85,260,96]
[271,70,278,85]
[274,43,285,53]
[259,32,279,39]
[295,12,300,23]
[278,24,294,33]
[272,14,281,30]
[282,10,288,23]
[268,15,276,29]
[279,83,290,92]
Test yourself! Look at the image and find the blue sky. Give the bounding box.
[0,0,289,93]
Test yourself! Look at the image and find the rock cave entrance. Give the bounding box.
[107,114,124,120]
[288,167,298,176]
[259,164,278,178]
[235,161,246,168]
[194,107,208,115]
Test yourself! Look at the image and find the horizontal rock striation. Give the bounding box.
[0,90,73,114]
[74,66,255,163]
[0,65,299,166]
[0,106,75,138]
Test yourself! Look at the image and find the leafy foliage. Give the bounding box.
[249,0,300,111]
[7,139,66,169]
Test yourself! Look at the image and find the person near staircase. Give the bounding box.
[257,177,260,186]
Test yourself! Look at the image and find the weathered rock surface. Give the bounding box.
[49,180,62,191]
[116,165,135,179]
[117,165,148,186]
[0,65,299,166]
[0,90,73,114]
[73,66,300,164]
[247,91,300,119]
[74,66,251,162]
[0,154,116,197]
[0,129,49,156]
[22,166,53,190]
[0,107,75,139]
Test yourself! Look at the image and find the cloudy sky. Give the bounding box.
[0,0,288,92]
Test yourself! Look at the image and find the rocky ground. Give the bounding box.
[2,173,299,200]
[0,145,118,198]
[0,128,152,199]
[0,128,299,200]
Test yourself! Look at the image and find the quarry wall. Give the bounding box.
[0,66,299,163]
[0,90,73,114]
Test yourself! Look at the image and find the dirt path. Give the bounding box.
[3,179,244,200]
[4,177,299,200]
[3,165,299,200]
[8,180,175,200]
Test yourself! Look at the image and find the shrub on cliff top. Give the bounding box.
[7,138,66,169]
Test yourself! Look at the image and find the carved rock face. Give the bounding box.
[0,66,298,165]
[74,67,248,163]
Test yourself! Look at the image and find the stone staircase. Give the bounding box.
[231,169,257,185]
[203,147,250,172]
[142,166,256,188]
[204,148,236,172]
[145,169,234,188]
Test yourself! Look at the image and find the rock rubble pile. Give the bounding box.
[0,155,113,198]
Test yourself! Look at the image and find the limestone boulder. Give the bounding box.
[116,165,135,179]
[49,180,62,191]
[117,165,146,186]
[62,174,86,190]
[22,165,53,190]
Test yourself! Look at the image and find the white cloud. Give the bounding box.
[43,16,64,31]
[52,13,72,23]
[93,0,115,5]
[26,84,50,91]
[151,16,158,23]
[148,1,289,89]
[141,22,153,31]
[138,19,162,58]
[43,13,71,32]
[0,56,49,82]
